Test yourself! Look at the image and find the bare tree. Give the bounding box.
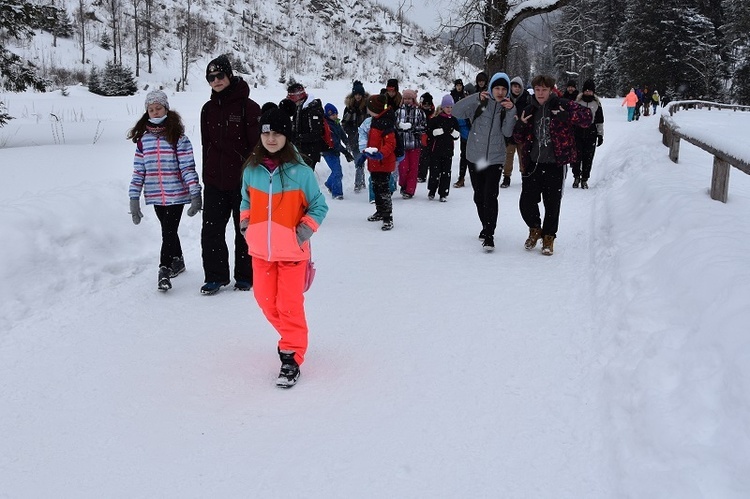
[131,0,142,76]
[440,0,572,73]
[74,0,88,64]
[176,0,193,90]
[142,0,153,73]
[103,0,122,64]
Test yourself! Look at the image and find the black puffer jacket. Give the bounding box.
[200,77,261,190]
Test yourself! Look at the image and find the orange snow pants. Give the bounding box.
[252,258,309,366]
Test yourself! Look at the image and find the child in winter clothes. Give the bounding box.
[239,108,328,388]
[622,88,638,122]
[128,90,201,291]
[363,94,397,230]
[395,89,427,198]
[341,81,370,192]
[417,92,436,183]
[322,103,354,200]
[426,94,460,201]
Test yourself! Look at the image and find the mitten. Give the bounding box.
[365,151,384,160]
[129,198,143,225]
[355,154,367,168]
[186,194,202,217]
[553,108,569,121]
[240,218,248,237]
[432,128,444,136]
[295,222,314,246]
[597,135,604,147]
[398,122,412,130]
[450,130,460,139]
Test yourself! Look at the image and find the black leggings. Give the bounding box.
[153,204,184,268]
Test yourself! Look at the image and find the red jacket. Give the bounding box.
[366,109,397,173]
[200,77,261,190]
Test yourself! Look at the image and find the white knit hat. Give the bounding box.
[145,90,169,110]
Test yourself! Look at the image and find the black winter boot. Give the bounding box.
[277,350,300,388]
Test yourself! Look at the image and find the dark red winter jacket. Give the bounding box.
[513,95,592,169]
[200,77,261,190]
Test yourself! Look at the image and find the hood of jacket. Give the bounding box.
[488,73,511,101]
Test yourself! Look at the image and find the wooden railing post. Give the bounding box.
[669,134,680,163]
[711,156,730,203]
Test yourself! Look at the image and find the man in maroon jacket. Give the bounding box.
[199,55,261,294]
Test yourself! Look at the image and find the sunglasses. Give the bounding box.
[206,72,226,83]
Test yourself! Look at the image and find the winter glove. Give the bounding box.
[295,222,314,246]
[239,218,248,237]
[344,150,354,162]
[597,135,604,147]
[432,128,444,136]
[364,151,384,160]
[450,130,460,139]
[552,107,569,122]
[398,122,412,130]
[186,194,202,217]
[129,198,143,225]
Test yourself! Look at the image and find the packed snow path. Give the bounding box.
[2,91,749,497]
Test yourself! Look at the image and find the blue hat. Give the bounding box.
[324,103,338,116]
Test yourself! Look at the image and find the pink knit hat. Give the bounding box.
[402,89,418,100]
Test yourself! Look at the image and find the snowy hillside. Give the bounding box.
[8,0,472,94]
[1,84,749,496]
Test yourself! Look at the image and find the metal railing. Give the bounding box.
[659,100,750,202]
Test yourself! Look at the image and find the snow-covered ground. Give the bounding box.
[1,84,749,497]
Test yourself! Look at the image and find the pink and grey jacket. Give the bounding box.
[129,132,201,205]
[240,160,328,262]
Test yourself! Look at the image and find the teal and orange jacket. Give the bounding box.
[240,160,328,262]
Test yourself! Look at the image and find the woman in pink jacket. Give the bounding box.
[621,88,639,122]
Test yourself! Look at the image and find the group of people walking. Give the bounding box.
[126,54,610,387]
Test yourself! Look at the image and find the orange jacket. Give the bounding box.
[240,160,328,262]
[366,109,397,173]
[622,91,638,107]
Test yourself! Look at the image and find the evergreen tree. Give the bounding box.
[0,0,48,92]
[93,60,137,96]
[722,0,750,103]
[88,66,101,94]
[0,101,13,128]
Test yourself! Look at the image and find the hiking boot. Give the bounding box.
[169,256,185,278]
[572,177,580,188]
[581,180,589,189]
[277,350,300,388]
[402,192,413,199]
[367,213,383,222]
[524,227,543,250]
[482,235,495,252]
[200,281,230,295]
[500,175,510,188]
[382,220,394,231]
[428,193,435,200]
[453,178,465,188]
[158,266,172,291]
[234,280,252,291]
[479,230,487,240]
[541,235,555,255]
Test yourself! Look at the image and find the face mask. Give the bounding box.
[149,113,168,125]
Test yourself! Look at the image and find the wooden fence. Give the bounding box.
[659,101,750,202]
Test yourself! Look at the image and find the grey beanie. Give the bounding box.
[145,90,169,111]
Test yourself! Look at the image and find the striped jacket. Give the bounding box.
[129,132,201,205]
[240,160,328,262]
